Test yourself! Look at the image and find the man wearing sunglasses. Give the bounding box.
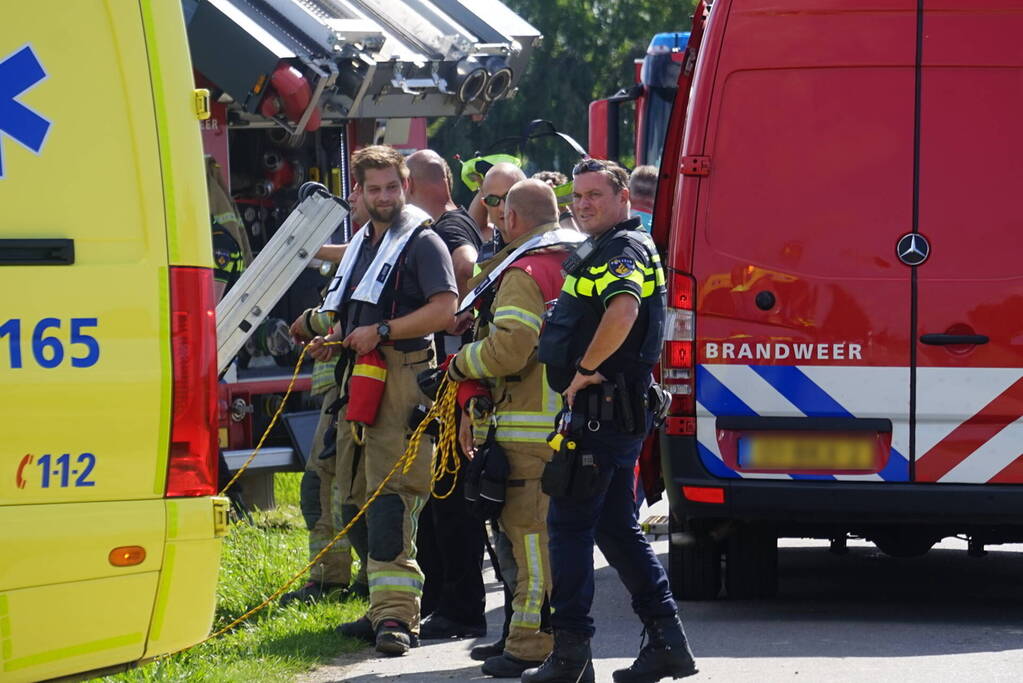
[472,163,526,261]
[530,159,697,683]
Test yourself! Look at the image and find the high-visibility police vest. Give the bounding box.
[538,218,666,393]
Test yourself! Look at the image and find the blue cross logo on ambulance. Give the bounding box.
[702,340,863,362]
[0,44,51,178]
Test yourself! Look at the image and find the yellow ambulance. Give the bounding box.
[0,3,227,681]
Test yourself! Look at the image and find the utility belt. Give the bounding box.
[541,381,672,501]
[568,373,655,436]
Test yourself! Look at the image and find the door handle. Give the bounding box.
[0,239,75,266]
[920,333,989,346]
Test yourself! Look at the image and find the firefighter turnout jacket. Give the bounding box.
[450,222,567,477]
[448,221,569,662]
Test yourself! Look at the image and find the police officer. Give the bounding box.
[529,159,697,683]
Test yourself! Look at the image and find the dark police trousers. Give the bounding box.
[547,418,677,637]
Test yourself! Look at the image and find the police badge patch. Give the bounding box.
[608,256,636,277]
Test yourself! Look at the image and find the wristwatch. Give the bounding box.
[376,320,391,341]
[576,360,597,376]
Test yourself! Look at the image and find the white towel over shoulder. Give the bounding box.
[320,205,431,313]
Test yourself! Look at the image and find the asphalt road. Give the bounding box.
[301,499,1023,682]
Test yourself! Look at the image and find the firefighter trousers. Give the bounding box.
[300,384,358,587]
[336,345,435,633]
[498,444,553,662]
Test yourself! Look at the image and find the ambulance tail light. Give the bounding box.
[166,266,219,498]
[663,272,696,434]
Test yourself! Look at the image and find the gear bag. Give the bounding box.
[464,427,509,520]
[345,349,387,425]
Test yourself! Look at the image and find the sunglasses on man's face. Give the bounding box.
[483,192,508,207]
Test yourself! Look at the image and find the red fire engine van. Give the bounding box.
[656,0,1023,600]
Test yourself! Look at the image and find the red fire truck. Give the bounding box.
[185,0,539,507]
[588,31,690,170]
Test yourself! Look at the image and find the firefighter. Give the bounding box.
[403,149,490,641]
[306,145,458,656]
[528,159,697,683]
[282,186,370,607]
[448,179,584,678]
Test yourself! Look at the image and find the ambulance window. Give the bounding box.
[703,68,914,280]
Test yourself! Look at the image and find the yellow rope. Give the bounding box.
[203,432,416,642]
[187,346,463,646]
[413,377,461,499]
[219,341,337,495]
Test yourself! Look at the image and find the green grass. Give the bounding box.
[98,473,367,683]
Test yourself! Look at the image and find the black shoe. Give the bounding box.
[336,615,375,643]
[471,638,506,662]
[349,581,369,599]
[521,630,594,683]
[612,615,698,683]
[481,652,544,678]
[419,613,487,640]
[375,619,413,657]
[336,615,420,647]
[280,581,348,607]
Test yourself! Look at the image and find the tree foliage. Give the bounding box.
[431,0,697,202]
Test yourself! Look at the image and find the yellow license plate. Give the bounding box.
[737,435,875,472]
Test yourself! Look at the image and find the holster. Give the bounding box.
[541,431,602,501]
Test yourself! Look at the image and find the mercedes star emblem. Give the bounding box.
[896,232,930,266]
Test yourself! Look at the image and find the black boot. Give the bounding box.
[336,615,419,647]
[612,614,697,683]
[279,581,347,607]
[481,652,544,678]
[471,638,506,661]
[521,630,594,683]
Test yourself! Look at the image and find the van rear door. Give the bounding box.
[912,2,1023,484]
[691,1,917,482]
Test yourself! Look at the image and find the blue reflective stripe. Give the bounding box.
[696,365,757,417]
[749,366,850,417]
[749,365,908,482]
[696,441,741,479]
[877,448,909,481]
[695,365,752,479]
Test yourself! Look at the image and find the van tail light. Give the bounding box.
[166,266,219,498]
[682,485,725,504]
[663,271,696,435]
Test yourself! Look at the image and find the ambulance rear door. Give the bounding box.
[0,2,172,679]
[912,1,1023,485]
[691,0,917,483]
